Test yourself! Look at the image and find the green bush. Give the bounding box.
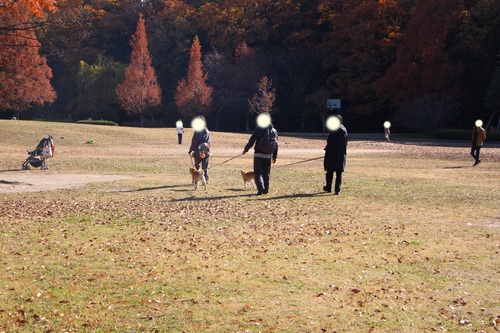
[434,129,500,141]
[76,119,119,126]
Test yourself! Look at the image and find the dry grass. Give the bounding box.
[0,120,499,332]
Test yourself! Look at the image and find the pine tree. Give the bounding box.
[116,14,161,127]
[0,10,56,119]
[175,35,213,116]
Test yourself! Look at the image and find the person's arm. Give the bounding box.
[189,132,199,153]
[272,131,278,163]
[243,129,258,154]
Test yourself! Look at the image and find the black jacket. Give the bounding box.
[244,125,278,159]
[324,125,347,172]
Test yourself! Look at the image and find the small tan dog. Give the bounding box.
[241,170,255,189]
[189,167,207,191]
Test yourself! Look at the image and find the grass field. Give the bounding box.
[0,120,499,333]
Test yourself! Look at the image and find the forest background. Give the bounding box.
[1,0,499,132]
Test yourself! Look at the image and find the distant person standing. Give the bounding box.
[323,115,347,195]
[383,121,391,142]
[243,113,278,195]
[471,119,486,166]
[176,120,183,144]
[189,116,211,183]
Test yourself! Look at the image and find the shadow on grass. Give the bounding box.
[170,191,331,202]
[169,193,255,202]
[255,191,331,200]
[441,166,469,169]
[132,184,191,192]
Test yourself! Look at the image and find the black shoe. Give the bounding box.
[257,191,263,195]
[334,191,340,195]
[263,190,268,194]
[473,160,480,166]
[323,186,332,193]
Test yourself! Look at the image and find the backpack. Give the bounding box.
[257,128,277,154]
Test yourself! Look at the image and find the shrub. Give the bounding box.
[76,119,119,126]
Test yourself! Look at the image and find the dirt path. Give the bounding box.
[0,171,130,194]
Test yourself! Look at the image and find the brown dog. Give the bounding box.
[241,170,255,189]
[190,167,207,191]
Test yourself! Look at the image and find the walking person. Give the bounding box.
[323,115,347,195]
[176,120,183,144]
[189,116,211,183]
[243,113,278,195]
[471,120,486,166]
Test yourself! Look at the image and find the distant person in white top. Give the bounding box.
[383,121,391,142]
[176,120,183,145]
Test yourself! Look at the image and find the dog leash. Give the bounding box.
[277,156,323,167]
[210,153,243,168]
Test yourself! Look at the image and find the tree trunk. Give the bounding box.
[140,113,145,127]
[15,110,21,120]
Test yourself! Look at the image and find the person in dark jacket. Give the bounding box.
[323,115,347,195]
[189,116,211,183]
[242,113,278,195]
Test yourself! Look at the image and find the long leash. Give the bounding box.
[277,156,323,167]
[210,153,243,168]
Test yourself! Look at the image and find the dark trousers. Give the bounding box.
[178,133,182,144]
[254,157,272,193]
[194,156,209,183]
[325,170,342,194]
[471,145,481,162]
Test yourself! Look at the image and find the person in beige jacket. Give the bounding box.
[471,121,486,166]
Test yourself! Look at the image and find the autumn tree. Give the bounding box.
[0,4,56,119]
[116,14,161,126]
[175,35,213,116]
[248,76,276,130]
[382,0,463,131]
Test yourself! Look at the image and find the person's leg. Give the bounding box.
[334,171,343,194]
[262,158,271,194]
[473,146,481,166]
[202,157,209,183]
[178,133,182,144]
[254,158,265,194]
[324,170,333,192]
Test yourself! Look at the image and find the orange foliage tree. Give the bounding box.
[175,35,213,116]
[0,2,56,119]
[382,0,462,131]
[116,14,161,127]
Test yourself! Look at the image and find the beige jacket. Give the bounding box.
[472,126,486,146]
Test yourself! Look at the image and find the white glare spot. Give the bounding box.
[475,119,483,127]
[176,120,183,128]
[191,117,206,132]
[256,113,271,128]
[326,116,341,131]
[383,121,391,129]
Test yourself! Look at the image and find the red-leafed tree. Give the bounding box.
[0,5,56,119]
[381,0,462,131]
[249,76,276,114]
[116,14,161,127]
[175,35,213,116]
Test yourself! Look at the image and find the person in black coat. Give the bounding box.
[323,115,347,195]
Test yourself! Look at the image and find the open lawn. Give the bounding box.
[0,120,499,333]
